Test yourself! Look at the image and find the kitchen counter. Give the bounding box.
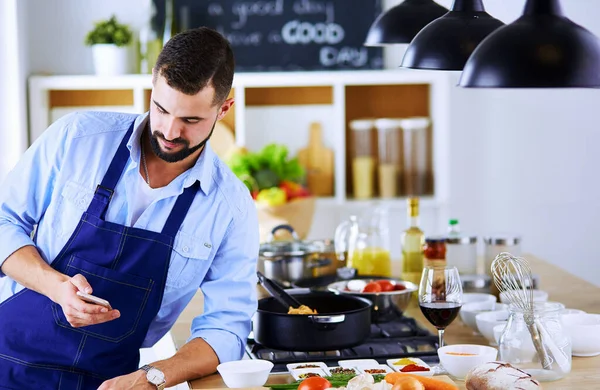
[188,255,600,389]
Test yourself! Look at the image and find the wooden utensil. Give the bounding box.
[297,122,334,196]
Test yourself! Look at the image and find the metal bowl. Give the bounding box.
[327,278,418,323]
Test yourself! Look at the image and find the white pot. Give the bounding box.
[91,44,132,75]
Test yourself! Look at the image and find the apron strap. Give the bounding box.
[87,120,135,219]
[161,181,200,235]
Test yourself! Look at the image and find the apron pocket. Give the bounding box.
[52,255,154,343]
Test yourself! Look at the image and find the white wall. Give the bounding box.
[16,0,600,286]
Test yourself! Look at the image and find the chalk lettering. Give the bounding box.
[293,0,335,23]
[208,3,224,16]
[281,21,344,45]
[320,46,368,67]
[268,30,283,43]
[216,26,263,46]
[231,0,284,29]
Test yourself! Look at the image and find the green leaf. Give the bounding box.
[85,15,133,46]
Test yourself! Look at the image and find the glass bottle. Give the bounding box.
[139,0,162,74]
[162,0,178,45]
[499,302,571,382]
[401,197,425,285]
[423,237,446,268]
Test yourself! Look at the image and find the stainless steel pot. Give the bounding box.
[258,225,332,283]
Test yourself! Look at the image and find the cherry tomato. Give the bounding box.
[393,284,407,291]
[375,280,394,292]
[362,282,382,293]
[298,376,332,390]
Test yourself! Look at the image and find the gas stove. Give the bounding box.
[245,315,440,373]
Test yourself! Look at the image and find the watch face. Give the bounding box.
[146,368,165,384]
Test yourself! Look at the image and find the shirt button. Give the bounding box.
[182,246,190,253]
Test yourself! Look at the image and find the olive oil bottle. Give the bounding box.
[401,197,425,285]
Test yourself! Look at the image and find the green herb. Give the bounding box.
[226,144,305,191]
[269,373,385,390]
[85,15,133,47]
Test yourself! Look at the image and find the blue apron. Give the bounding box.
[0,121,198,389]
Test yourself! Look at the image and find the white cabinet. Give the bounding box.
[28,70,452,211]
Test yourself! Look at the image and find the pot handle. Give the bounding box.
[310,314,345,324]
[268,224,299,242]
[307,257,332,268]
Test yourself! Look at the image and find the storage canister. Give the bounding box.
[374,118,402,198]
[349,119,376,199]
[483,235,522,276]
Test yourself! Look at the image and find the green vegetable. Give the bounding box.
[226,144,305,192]
[269,373,385,389]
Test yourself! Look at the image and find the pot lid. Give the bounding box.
[259,224,316,258]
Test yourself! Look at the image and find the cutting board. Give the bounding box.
[297,122,334,196]
[190,374,458,389]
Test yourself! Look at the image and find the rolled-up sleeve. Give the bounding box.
[0,114,69,276]
[188,193,259,363]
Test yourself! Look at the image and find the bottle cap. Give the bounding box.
[449,219,459,225]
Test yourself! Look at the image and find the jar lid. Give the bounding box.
[399,117,430,131]
[374,118,403,130]
[349,119,375,131]
[446,235,478,244]
[484,235,521,245]
[425,236,447,244]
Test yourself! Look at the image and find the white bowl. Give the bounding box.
[499,289,548,304]
[460,302,506,333]
[438,344,498,380]
[462,293,497,305]
[476,310,510,345]
[217,359,274,388]
[561,313,600,357]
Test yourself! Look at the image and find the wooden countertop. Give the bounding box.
[188,255,600,389]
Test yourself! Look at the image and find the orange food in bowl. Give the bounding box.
[445,352,477,356]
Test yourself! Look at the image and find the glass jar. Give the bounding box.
[423,237,446,268]
[446,235,478,274]
[499,302,571,382]
[374,118,402,198]
[483,235,521,276]
[349,119,376,199]
[399,117,431,196]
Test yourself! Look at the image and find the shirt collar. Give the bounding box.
[127,113,215,195]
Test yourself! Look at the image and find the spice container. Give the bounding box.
[399,117,431,196]
[499,302,571,382]
[349,119,376,199]
[483,235,522,276]
[446,219,478,274]
[423,237,446,268]
[374,118,402,198]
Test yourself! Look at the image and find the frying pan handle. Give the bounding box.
[310,314,345,324]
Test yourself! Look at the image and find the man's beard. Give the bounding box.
[148,118,217,163]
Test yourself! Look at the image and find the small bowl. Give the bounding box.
[460,302,506,333]
[462,293,497,305]
[217,359,274,388]
[438,344,498,380]
[499,289,548,304]
[476,310,510,345]
[561,313,600,357]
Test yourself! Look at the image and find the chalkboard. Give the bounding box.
[152,0,384,72]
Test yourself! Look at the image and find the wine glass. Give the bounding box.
[419,265,463,349]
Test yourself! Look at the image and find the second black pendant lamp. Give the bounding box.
[364,0,449,46]
[401,0,504,70]
[459,0,600,88]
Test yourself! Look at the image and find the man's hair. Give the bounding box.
[154,27,234,105]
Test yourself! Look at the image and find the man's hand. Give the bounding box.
[98,370,154,390]
[50,273,120,327]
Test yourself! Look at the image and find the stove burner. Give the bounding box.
[246,316,440,373]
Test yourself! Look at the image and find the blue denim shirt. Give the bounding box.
[0,111,259,363]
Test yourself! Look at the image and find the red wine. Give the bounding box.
[419,301,462,329]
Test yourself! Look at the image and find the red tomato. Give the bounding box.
[393,283,407,291]
[298,376,332,390]
[362,282,382,293]
[375,280,394,292]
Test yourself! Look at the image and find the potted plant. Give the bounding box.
[85,15,134,75]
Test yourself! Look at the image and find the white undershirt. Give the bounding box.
[130,170,163,226]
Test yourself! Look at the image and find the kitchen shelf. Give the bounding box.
[28,70,452,207]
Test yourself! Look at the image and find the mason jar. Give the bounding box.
[498,302,571,382]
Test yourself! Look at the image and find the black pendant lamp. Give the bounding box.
[459,0,600,88]
[364,0,449,46]
[401,0,504,70]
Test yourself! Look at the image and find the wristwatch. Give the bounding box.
[140,364,166,390]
